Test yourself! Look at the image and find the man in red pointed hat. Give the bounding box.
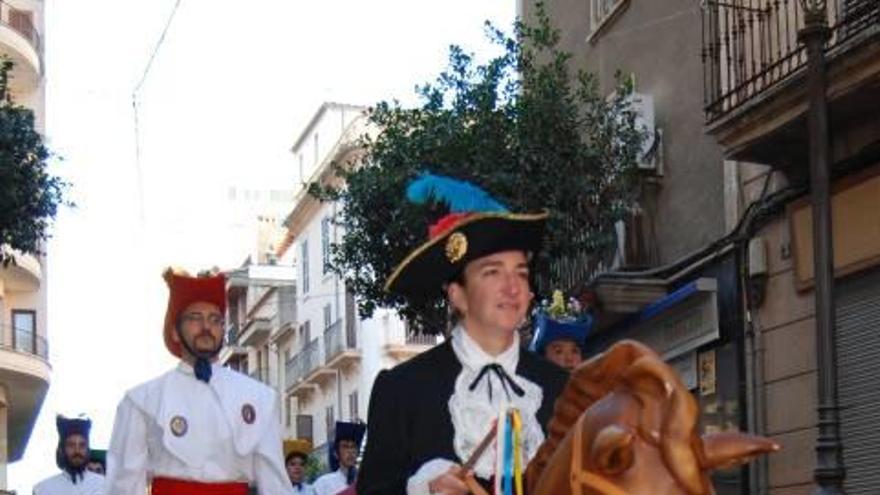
[104,269,294,495]
[357,174,569,495]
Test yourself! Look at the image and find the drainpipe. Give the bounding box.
[797,2,846,492]
[333,199,344,418]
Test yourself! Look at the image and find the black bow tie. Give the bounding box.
[468,363,524,401]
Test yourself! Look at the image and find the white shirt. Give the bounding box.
[406,326,545,494]
[104,362,293,495]
[312,469,351,495]
[33,471,105,495]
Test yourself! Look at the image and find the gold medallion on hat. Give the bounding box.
[170,415,188,437]
[445,232,468,263]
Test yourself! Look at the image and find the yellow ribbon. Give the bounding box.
[512,409,523,495]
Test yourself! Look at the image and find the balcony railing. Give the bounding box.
[324,320,356,363]
[0,324,47,360]
[0,1,42,59]
[285,338,322,389]
[405,332,436,346]
[701,0,879,122]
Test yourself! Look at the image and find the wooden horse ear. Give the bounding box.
[591,425,635,476]
[701,432,781,470]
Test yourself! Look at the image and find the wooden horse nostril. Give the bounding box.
[592,425,635,476]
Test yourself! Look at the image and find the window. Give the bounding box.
[286,395,293,427]
[325,405,335,441]
[300,240,310,294]
[299,321,311,351]
[12,310,36,355]
[590,0,627,34]
[324,304,332,330]
[348,391,359,421]
[8,8,34,42]
[321,217,332,274]
[313,134,320,167]
[297,414,314,442]
[255,350,263,380]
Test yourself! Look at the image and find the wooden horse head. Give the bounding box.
[526,340,779,495]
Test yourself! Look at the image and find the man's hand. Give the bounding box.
[427,465,469,495]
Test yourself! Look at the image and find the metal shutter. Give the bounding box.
[836,268,880,493]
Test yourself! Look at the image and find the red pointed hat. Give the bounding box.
[162,267,227,357]
[384,173,547,296]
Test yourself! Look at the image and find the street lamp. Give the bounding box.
[796,1,846,494]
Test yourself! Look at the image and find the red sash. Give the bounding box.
[151,477,249,495]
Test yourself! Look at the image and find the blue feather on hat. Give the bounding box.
[406,172,509,213]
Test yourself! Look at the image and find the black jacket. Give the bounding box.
[357,339,569,494]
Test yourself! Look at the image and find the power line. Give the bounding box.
[131,0,183,224]
[134,0,182,95]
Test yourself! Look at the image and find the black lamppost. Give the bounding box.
[797,1,846,493]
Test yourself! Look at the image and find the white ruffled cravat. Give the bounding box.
[448,325,545,480]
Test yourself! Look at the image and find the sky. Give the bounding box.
[8,0,515,491]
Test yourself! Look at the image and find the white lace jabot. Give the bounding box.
[448,325,545,479]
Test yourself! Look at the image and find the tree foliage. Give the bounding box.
[0,57,66,265]
[311,5,643,332]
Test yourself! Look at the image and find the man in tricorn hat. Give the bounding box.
[357,173,569,494]
[104,268,293,494]
[33,415,105,494]
[313,421,366,495]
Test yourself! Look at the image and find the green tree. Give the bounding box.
[0,57,66,266]
[312,5,643,332]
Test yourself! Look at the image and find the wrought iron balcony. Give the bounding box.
[702,0,878,122]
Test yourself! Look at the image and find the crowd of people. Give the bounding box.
[31,174,592,495]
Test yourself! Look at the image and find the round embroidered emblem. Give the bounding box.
[445,232,468,263]
[170,415,188,437]
[241,404,256,424]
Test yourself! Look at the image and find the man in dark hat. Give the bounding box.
[313,422,365,495]
[33,415,105,494]
[357,174,569,494]
[103,268,293,495]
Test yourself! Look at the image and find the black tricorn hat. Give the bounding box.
[384,173,547,296]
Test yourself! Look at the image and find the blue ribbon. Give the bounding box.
[503,412,514,495]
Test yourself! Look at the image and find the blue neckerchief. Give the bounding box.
[194,357,212,382]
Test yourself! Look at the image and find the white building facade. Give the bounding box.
[277,103,435,466]
[0,0,47,489]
